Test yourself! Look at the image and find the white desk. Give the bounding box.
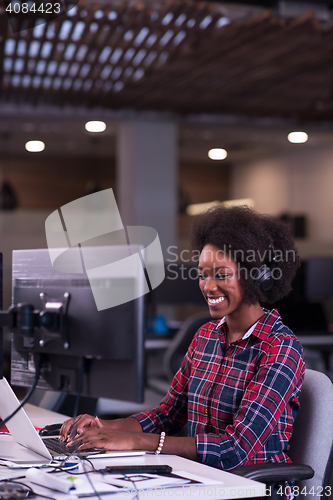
[0,405,265,500]
[145,338,172,350]
[24,402,68,427]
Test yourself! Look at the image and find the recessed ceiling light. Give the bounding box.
[208,148,227,160]
[288,131,308,144]
[25,140,45,152]
[85,121,106,133]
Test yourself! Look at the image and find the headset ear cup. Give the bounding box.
[254,264,274,292]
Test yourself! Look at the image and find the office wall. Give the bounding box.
[0,155,116,308]
[231,144,333,257]
[0,156,116,208]
[178,161,230,252]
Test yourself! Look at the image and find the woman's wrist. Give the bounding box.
[124,432,198,460]
[103,417,143,433]
[136,431,160,452]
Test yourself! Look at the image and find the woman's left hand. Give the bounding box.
[68,427,139,451]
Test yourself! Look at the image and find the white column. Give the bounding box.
[116,119,178,257]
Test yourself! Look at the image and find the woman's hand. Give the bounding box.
[68,427,140,451]
[60,414,143,442]
[60,414,104,442]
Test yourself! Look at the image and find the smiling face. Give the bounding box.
[198,244,245,320]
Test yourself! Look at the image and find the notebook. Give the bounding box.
[0,377,146,464]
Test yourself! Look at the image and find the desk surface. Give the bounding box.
[145,338,172,350]
[0,405,265,500]
[25,403,68,427]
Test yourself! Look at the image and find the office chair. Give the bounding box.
[233,369,333,499]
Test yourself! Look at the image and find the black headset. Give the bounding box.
[253,243,277,292]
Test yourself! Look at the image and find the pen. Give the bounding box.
[0,475,26,481]
[95,416,103,428]
[78,492,120,498]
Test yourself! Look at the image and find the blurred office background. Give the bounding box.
[1,0,333,378]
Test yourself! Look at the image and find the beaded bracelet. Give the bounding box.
[155,431,166,455]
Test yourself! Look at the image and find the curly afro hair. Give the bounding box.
[190,205,300,305]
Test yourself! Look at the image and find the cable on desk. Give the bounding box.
[68,360,103,500]
[72,358,85,427]
[127,477,140,500]
[0,478,55,500]
[82,457,104,500]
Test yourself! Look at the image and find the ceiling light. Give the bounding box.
[85,120,106,133]
[187,200,221,216]
[287,131,308,144]
[25,140,45,152]
[222,198,255,208]
[186,198,254,216]
[208,148,227,160]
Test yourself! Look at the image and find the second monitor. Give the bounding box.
[10,246,145,402]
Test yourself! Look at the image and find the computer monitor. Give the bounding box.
[306,257,333,298]
[10,246,145,402]
[153,263,205,305]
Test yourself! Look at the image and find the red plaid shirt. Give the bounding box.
[133,309,305,471]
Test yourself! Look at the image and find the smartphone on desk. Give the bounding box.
[102,465,172,475]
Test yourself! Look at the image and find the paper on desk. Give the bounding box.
[26,474,120,498]
[25,470,223,499]
[102,471,193,490]
[68,475,121,495]
[102,470,224,492]
[53,496,78,500]
[173,470,223,485]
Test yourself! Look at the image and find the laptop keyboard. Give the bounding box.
[43,437,100,456]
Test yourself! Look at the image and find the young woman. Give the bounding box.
[60,206,304,473]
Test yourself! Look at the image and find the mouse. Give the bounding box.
[39,423,63,437]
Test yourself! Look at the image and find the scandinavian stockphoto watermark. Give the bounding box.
[165,245,297,282]
[122,485,266,497]
[122,484,332,497]
[45,188,165,311]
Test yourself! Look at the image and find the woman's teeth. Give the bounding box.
[208,296,225,305]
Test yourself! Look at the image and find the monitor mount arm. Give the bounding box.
[0,292,70,349]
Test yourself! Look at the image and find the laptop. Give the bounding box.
[0,377,146,464]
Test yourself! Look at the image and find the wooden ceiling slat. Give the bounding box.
[16,24,35,82]
[28,17,59,106]
[122,14,284,106]
[129,1,218,78]
[161,62,330,115]
[61,10,100,98]
[41,19,64,101]
[1,0,333,122]
[84,4,137,103]
[287,11,321,31]
[169,61,333,116]
[120,12,328,113]
[89,0,214,103]
[91,5,154,101]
